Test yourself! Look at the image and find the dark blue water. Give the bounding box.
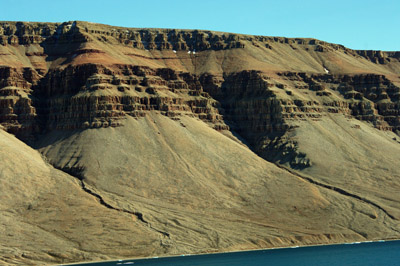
[63,240,400,266]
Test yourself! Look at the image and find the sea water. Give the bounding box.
[63,240,400,266]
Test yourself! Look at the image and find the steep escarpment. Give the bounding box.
[2,64,399,166]
[199,70,400,168]
[0,66,42,140]
[1,21,400,265]
[0,63,227,138]
[1,20,399,142]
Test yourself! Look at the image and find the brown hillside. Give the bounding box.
[0,21,400,265]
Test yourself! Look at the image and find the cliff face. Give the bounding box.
[0,64,227,139]
[1,21,399,140]
[1,21,400,265]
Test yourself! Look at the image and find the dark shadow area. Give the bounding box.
[199,70,312,170]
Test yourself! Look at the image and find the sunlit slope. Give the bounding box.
[0,129,161,265]
[36,114,400,255]
[289,114,400,219]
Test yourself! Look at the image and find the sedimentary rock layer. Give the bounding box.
[1,21,400,265]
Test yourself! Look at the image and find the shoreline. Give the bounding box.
[60,238,400,265]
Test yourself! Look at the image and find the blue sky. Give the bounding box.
[1,0,399,51]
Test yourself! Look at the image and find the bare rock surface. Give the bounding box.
[0,21,400,265]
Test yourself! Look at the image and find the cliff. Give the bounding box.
[1,21,400,265]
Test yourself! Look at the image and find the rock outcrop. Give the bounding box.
[1,21,400,265]
[0,66,41,140]
[3,62,398,167]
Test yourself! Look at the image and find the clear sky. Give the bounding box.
[1,0,399,51]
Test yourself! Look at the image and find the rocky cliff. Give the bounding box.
[1,21,400,265]
[1,21,399,153]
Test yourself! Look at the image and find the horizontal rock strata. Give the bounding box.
[1,20,400,265]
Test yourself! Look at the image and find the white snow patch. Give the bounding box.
[324,68,329,73]
[173,50,177,53]
[188,51,191,54]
